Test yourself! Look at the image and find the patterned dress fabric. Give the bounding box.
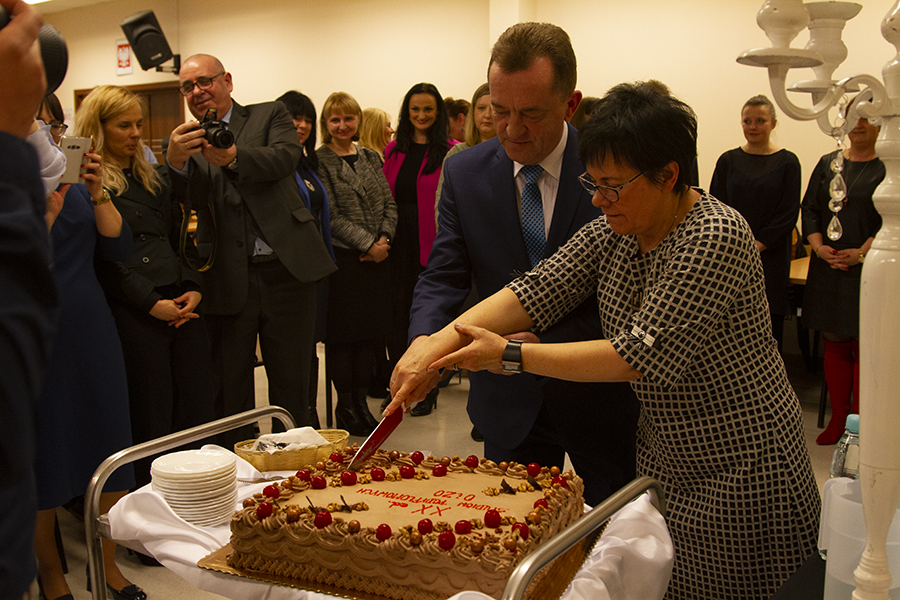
[507,192,820,599]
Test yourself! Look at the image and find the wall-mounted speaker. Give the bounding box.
[120,10,173,71]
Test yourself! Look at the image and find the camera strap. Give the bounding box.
[178,176,216,272]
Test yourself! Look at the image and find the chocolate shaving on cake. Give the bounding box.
[527,475,542,491]
[306,496,317,512]
[340,495,353,512]
[499,479,516,495]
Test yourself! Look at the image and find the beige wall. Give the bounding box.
[43,0,893,189]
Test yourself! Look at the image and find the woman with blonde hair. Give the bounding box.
[34,88,147,599]
[317,92,397,436]
[77,86,215,490]
[358,107,394,158]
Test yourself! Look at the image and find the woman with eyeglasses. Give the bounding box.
[381,82,454,416]
[387,82,820,600]
[710,94,801,354]
[37,92,67,144]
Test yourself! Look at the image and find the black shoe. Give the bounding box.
[410,388,438,417]
[106,585,147,600]
[470,426,484,442]
[335,403,375,437]
[62,496,85,521]
[380,397,391,412]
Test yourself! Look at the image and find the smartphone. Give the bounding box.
[59,136,91,184]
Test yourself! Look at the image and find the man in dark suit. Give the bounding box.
[0,2,58,597]
[390,23,639,505]
[165,54,335,446]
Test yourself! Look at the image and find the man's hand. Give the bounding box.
[202,142,237,168]
[166,121,207,170]
[361,236,390,263]
[0,0,45,139]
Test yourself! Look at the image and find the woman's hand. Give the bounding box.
[385,336,444,416]
[428,323,509,374]
[361,236,390,263]
[45,184,70,230]
[81,150,103,199]
[149,291,202,328]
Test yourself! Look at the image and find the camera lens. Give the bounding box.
[0,7,69,94]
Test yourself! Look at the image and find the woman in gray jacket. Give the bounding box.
[316,92,397,436]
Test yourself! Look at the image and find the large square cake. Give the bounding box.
[227,447,585,599]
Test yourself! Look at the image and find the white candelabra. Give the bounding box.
[739,1,900,598]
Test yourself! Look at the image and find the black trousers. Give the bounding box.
[108,294,216,488]
[206,258,317,449]
[483,380,639,507]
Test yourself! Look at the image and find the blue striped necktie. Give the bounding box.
[520,164,545,268]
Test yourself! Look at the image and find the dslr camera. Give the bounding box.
[196,108,234,149]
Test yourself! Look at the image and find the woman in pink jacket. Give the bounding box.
[382,82,454,415]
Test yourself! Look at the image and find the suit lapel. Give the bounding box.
[490,146,531,271]
[546,124,590,251]
[226,101,248,142]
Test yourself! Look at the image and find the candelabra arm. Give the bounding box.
[768,63,845,120]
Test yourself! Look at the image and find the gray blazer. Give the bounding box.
[316,144,397,252]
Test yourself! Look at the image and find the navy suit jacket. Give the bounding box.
[409,124,637,450]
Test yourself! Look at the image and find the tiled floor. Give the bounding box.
[54,321,834,599]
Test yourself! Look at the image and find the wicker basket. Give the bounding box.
[234,429,349,472]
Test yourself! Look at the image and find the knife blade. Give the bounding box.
[347,408,403,471]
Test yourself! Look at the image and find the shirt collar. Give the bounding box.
[512,122,567,181]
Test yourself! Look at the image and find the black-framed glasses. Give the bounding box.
[578,170,644,203]
[48,122,68,134]
[178,71,225,97]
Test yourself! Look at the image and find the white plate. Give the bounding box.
[164,490,237,508]
[150,449,236,477]
[151,470,236,492]
[157,484,237,504]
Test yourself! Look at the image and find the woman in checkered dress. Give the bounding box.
[387,82,821,599]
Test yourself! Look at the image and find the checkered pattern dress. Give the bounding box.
[507,192,820,599]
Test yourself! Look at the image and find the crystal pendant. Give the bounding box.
[829,174,847,204]
[827,215,843,241]
[831,151,844,174]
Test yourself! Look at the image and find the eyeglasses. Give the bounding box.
[578,170,644,203]
[178,71,225,97]
[48,122,68,134]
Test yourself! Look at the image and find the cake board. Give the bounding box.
[198,523,605,600]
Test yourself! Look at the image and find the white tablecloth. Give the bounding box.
[109,445,673,600]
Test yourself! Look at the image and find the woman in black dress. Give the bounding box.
[382,83,452,416]
[77,85,216,486]
[276,90,335,427]
[710,94,801,352]
[802,115,883,444]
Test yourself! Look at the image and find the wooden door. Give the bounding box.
[74,81,184,164]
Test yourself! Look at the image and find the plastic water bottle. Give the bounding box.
[830,414,860,480]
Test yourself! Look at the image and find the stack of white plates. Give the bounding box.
[150,449,237,527]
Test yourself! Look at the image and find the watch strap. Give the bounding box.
[501,339,524,373]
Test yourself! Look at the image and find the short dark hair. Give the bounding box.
[39,93,64,123]
[579,81,697,194]
[276,90,318,169]
[391,82,449,174]
[570,96,600,131]
[743,94,776,120]
[489,22,576,97]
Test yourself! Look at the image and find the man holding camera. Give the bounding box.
[165,54,335,446]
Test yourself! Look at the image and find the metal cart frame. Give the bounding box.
[84,406,666,600]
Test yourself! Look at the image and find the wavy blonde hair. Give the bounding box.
[74,85,162,196]
[465,83,492,147]
[358,107,392,157]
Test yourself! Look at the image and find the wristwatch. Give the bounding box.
[501,340,524,373]
[226,157,238,171]
[859,249,866,264]
[91,189,111,206]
